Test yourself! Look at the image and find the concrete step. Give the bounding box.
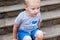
[0,10,22,18]
[42,24,60,39]
[0,24,60,40]
[0,9,25,19]
[0,9,60,28]
[40,3,60,12]
[0,4,24,13]
[0,17,15,28]
[0,5,60,18]
[0,0,52,6]
[0,10,60,27]
[42,18,60,27]
[0,4,60,18]
[0,0,60,13]
[41,9,60,20]
[40,0,60,6]
[0,0,60,7]
[0,18,60,34]
[0,0,24,7]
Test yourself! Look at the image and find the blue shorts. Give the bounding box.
[17,28,40,40]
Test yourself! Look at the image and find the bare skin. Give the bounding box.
[13,24,19,40]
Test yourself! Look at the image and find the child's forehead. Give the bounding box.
[29,3,40,8]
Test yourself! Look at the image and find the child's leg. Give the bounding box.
[17,30,32,40]
[35,30,43,40]
[23,36,32,40]
[31,28,44,40]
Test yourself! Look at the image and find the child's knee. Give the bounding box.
[23,36,32,40]
[35,30,44,39]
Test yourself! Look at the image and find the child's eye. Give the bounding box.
[37,7,40,9]
[31,8,35,10]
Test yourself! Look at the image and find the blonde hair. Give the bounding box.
[24,0,40,5]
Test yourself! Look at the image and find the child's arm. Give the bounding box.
[38,12,42,28]
[37,22,42,28]
[13,12,23,40]
[13,24,19,40]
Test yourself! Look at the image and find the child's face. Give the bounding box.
[25,0,40,16]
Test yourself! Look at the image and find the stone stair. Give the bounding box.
[0,0,60,12]
[0,0,24,7]
[0,24,60,40]
[0,0,60,40]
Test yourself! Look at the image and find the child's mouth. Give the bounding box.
[33,14,37,16]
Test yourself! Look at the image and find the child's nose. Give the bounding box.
[34,10,38,13]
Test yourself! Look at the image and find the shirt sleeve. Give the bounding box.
[15,13,23,25]
[38,12,42,22]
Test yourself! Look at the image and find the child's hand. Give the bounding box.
[13,38,18,40]
[43,32,46,35]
